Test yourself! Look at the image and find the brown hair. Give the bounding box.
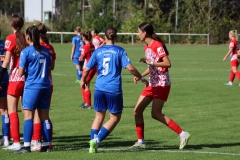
[75,26,82,33]
[105,27,117,41]
[36,23,49,44]
[82,31,92,41]
[10,15,26,55]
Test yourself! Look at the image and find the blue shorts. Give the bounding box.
[73,58,81,65]
[0,82,8,98]
[22,88,51,110]
[94,90,123,114]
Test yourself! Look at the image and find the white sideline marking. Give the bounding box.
[96,148,240,156]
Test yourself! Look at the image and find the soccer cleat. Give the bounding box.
[89,139,99,153]
[39,145,52,152]
[75,80,80,83]
[179,132,191,149]
[0,137,9,147]
[131,141,146,148]
[79,102,86,108]
[31,140,42,151]
[14,146,31,154]
[225,82,232,86]
[2,143,21,150]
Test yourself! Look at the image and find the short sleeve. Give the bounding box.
[4,36,15,52]
[121,50,131,68]
[19,51,27,68]
[156,46,167,59]
[72,37,75,45]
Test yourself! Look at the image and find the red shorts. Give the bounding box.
[7,81,24,97]
[231,59,239,67]
[141,85,171,101]
[85,67,97,82]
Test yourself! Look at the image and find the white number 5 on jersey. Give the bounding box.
[102,57,110,75]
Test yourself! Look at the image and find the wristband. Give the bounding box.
[141,77,145,81]
[150,61,154,66]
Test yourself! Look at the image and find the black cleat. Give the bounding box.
[14,146,31,154]
[39,145,52,152]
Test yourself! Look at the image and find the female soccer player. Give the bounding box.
[15,25,52,154]
[29,23,55,151]
[223,30,240,86]
[0,15,27,151]
[0,34,10,147]
[91,29,104,49]
[70,27,85,82]
[79,31,96,109]
[131,22,191,150]
[81,27,148,153]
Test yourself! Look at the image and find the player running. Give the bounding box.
[131,22,191,150]
[81,27,148,153]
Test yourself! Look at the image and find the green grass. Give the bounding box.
[1,43,240,159]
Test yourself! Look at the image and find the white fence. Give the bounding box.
[47,32,210,45]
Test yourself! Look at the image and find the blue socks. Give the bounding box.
[90,129,99,140]
[76,69,82,80]
[97,126,110,142]
[2,115,9,136]
[23,119,33,145]
[42,119,52,145]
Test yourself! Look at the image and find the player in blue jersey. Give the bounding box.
[81,27,148,153]
[0,33,10,147]
[70,27,85,82]
[14,26,52,154]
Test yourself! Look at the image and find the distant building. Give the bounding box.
[24,0,56,22]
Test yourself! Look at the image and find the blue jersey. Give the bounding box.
[72,35,85,58]
[19,45,51,89]
[86,45,131,94]
[0,39,9,84]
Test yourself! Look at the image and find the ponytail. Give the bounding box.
[152,33,169,55]
[15,30,27,55]
[26,26,41,52]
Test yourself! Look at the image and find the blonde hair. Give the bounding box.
[229,30,238,41]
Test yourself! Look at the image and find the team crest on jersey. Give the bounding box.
[5,40,11,48]
[157,47,165,56]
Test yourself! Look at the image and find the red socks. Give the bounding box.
[32,123,42,140]
[85,90,91,106]
[229,70,235,82]
[167,119,182,134]
[9,112,20,143]
[136,124,144,139]
[235,71,240,81]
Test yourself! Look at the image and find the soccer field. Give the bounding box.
[1,43,240,159]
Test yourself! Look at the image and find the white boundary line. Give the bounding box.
[96,148,240,156]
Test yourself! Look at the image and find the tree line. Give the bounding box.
[0,0,240,44]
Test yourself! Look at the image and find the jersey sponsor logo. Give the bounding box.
[5,40,11,48]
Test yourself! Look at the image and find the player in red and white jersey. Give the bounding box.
[91,29,104,49]
[223,30,240,86]
[79,31,96,109]
[0,15,27,151]
[28,23,55,151]
[132,22,191,150]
